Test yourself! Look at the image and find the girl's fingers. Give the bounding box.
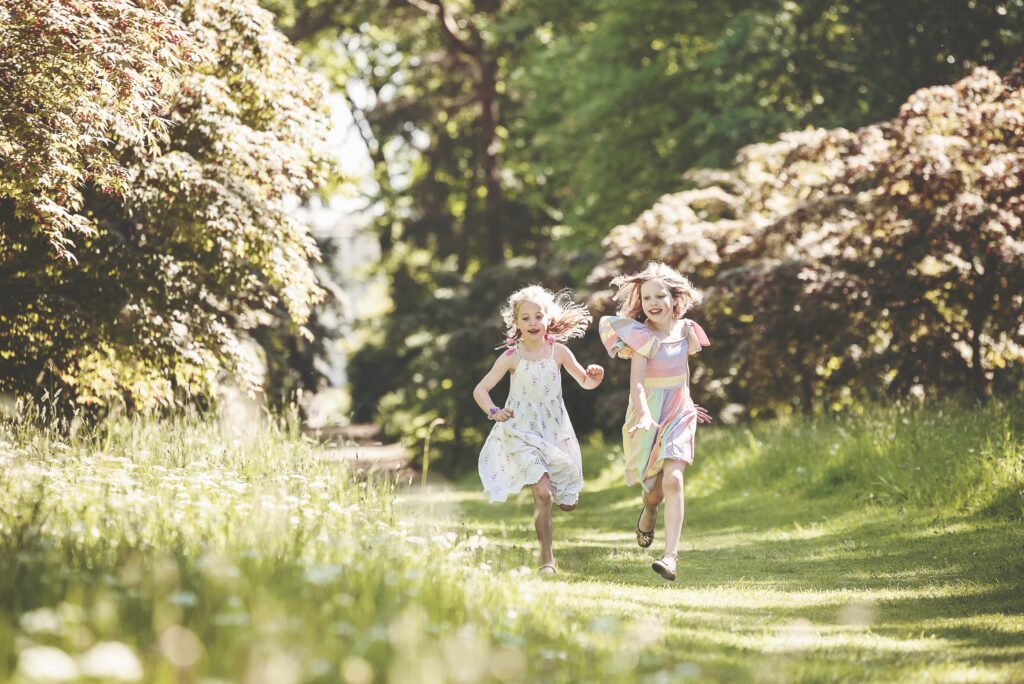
[628,420,659,435]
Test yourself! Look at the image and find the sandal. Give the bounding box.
[635,506,656,548]
[651,553,677,581]
[538,562,557,575]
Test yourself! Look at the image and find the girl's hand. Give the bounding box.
[585,365,604,383]
[490,408,515,422]
[628,415,661,435]
[694,404,713,424]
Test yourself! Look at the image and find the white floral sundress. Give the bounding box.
[477,344,584,506]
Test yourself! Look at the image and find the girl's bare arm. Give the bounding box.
[627,352,659,434]
[472,353,515,421]
[554,344,604,389]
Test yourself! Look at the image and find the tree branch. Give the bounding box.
[406,0,480,58]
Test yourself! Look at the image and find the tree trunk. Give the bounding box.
[969,326,988,401]
[968,254,998,401]
[478,56,504,265]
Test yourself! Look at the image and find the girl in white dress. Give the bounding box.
[473,286,605,574]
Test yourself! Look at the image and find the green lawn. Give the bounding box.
[2,402,1022,683]
[421,465,1024,682]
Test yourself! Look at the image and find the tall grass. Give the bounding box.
[1,399,1021,683]
[0,413,685,683]
[693,399,1024,519]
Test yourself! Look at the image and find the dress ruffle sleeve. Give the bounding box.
[686,319,710,355]
[599,316,660,359]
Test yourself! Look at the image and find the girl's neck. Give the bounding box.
[645,317,679,336]
[518,338,546,353]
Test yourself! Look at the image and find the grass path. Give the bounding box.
[406,450,1024,683]
[3,404,1021,683]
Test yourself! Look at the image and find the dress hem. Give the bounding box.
[483,460,583,504]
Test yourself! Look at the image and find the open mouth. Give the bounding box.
[527,329,541,335]
[648,308,663,316]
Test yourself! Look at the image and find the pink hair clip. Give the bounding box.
[505,337,516,347]
[544,333,555,344]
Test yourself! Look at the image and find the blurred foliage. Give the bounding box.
[591,62,1024,416]
[265,0,590,467]
[269,0,1023,470]
[3,0,1020,455]
[348,255,605,471]
[0,0,335,412]
[514,0,1024,241]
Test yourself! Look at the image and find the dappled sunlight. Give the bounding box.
[2,406,1021,682]
[686,519,835,548]
[423,407,1024,681]
[552,580,996,613]
[3,0,1023,679]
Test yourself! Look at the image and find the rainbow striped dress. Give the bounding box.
[599,316,710,490]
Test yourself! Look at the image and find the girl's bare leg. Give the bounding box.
[639,471,664,532]
[661,460,687,557]
[532,473,555,566]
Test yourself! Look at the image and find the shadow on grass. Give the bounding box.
[418,464,1024,676]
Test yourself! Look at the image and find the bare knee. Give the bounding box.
[533,483,554,509]
[558,502,577,512]
[663,469,685,495]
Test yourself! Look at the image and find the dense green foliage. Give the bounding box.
[269,0,1022,467]
[592,62,1024,416]
[3,0,1022,459]
[2,401,1021,681]
[0,0,333,410]
[515,0,1024,237]
[0,0,198,261]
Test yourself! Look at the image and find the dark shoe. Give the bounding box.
[635,506,656,548]
[651,554,677,581]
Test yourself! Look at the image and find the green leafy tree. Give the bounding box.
[592,60,1024,415]
[514,0,1024,243]
[1,0,334,410]
[0,0,198,261]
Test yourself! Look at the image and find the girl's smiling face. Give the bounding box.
[640,278,674,324]
[516,301,549,341]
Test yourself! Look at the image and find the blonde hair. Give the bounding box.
[500,285,592,345]
[610,262,702,322]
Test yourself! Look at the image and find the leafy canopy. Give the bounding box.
[591,63,1024,414]
[0,0,334,410]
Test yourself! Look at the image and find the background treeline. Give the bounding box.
[2,0,1022,473]
[269,0,1022,469]
[0,0,336,413]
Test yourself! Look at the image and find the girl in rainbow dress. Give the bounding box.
[599,263,712,581]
